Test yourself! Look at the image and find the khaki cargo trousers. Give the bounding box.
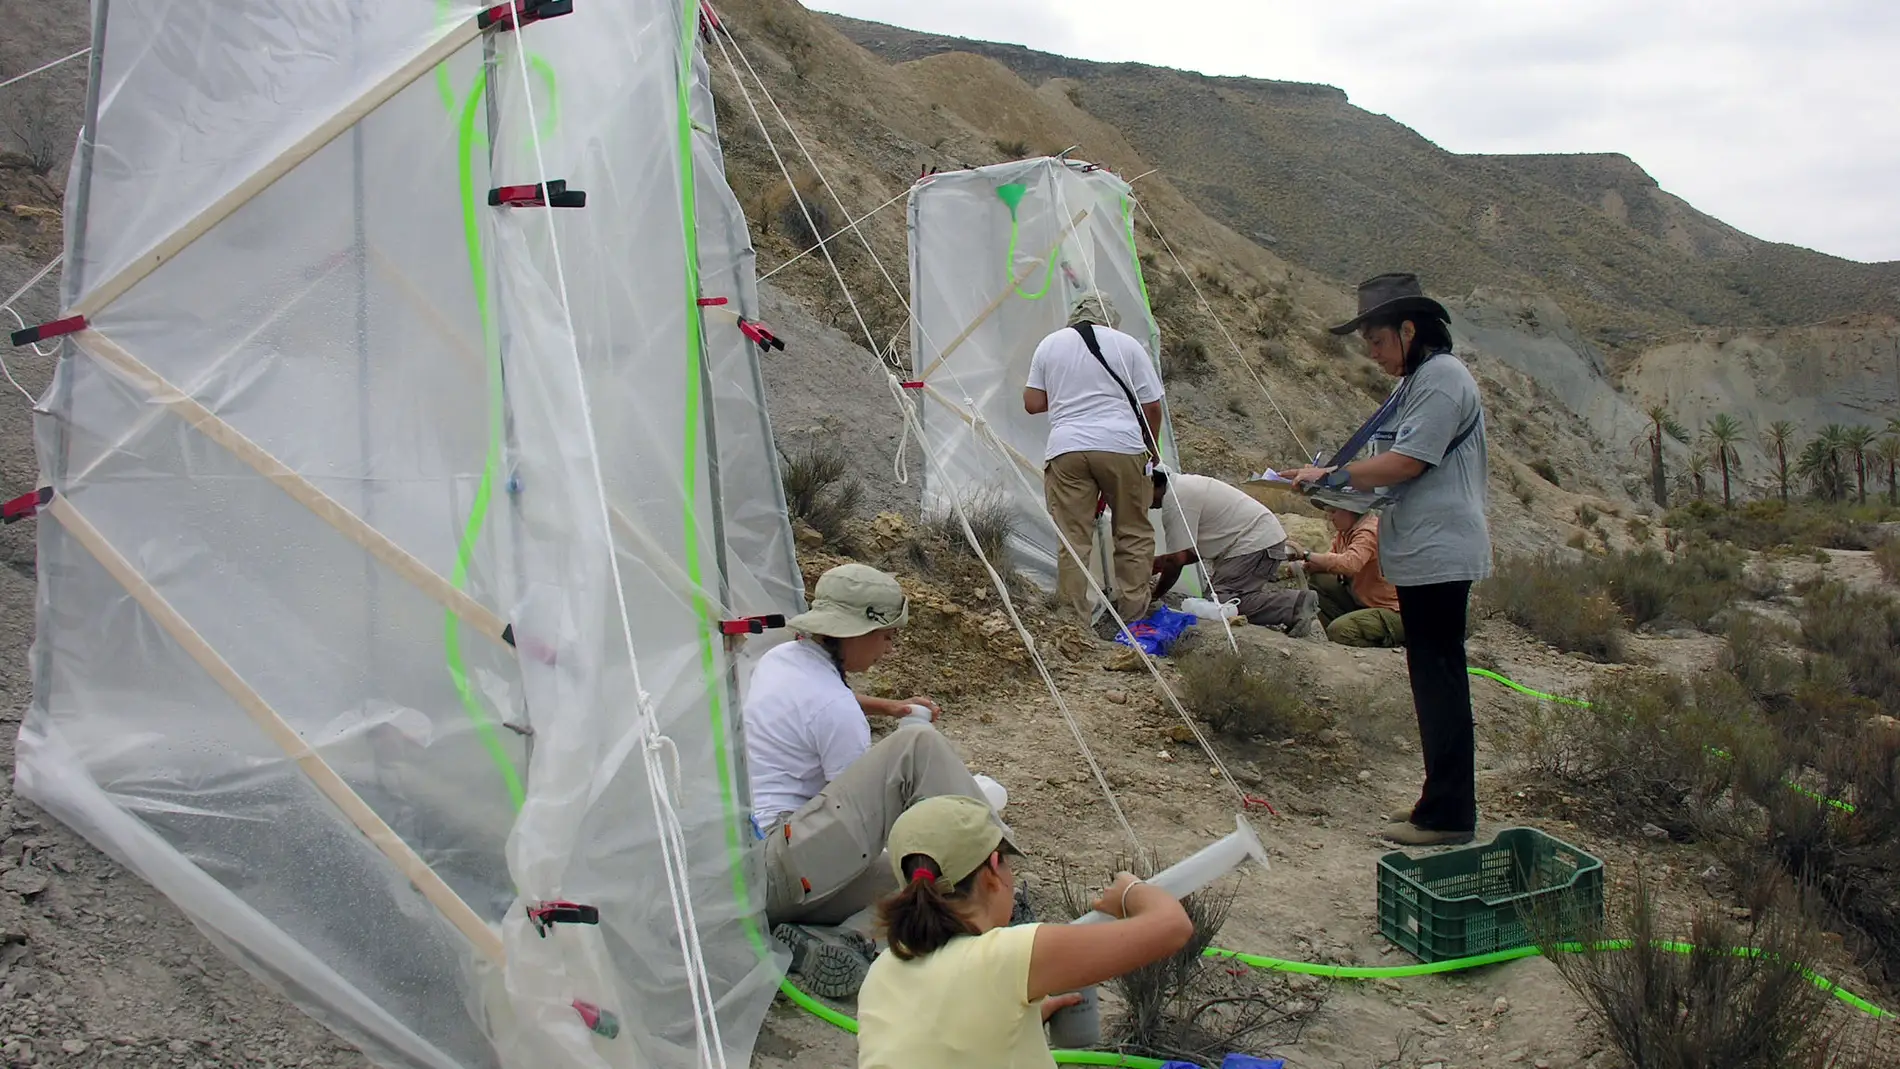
[759,724,992,926]
[1044,449,1154,622]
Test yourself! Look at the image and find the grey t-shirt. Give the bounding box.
[1377,352,1493,586]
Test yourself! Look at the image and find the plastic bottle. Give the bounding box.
[1179,597,1241,621]
[1070,816,1268,926]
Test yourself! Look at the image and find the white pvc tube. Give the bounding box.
[1069,815,1268,925]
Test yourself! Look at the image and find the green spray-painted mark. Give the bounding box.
[995,183,1060,301]
[445,67,526,812]
[671,0,772,963]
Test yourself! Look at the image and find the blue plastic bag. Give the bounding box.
[1110,604,1198,656]
[1219,1056,1285,1069]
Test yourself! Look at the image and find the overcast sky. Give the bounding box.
[810,1,1899,264]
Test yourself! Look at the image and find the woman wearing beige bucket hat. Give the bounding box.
[744,563,1008,999]
[855,795,1191,1069]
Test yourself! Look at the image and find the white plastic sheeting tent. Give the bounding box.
[907,157,1192,600]
[16,2,799,1067]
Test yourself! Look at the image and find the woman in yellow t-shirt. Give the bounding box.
[856,795,1193,1069]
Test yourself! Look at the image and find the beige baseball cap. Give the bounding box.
[786,562,910,639]
[887,795,1023,889]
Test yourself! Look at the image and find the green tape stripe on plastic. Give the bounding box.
[1465,667,1857,814]
[445,66,525,812]
[671,0,772,964]
[995,183,1060,301]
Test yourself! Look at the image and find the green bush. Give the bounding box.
[1666,498,1887,551]
[1876,538,1900,585]
[1178,647,1327,739]
[1597,542,1746,629]
[1478,552,1625,661]
[1796,581,1900,714]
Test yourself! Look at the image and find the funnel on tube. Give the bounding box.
[1071,815,1267,925]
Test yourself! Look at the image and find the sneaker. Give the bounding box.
[1387,806,1416,825]
[773,923,877,999]
[1379,822,1475,847]
[1009,882,1037,925]
[1287,591,1321,639]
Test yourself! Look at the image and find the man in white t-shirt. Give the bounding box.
[1023,292,1165,625]
[1151,471,1319,635]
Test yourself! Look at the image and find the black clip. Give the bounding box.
[479,0,574,31]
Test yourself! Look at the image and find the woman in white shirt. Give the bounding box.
[745,563,1000,997]
[857,795,1192,1069]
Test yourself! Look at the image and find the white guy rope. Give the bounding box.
[757,185,909,282]
[0,47,91,92]
[1134,198,1310,460]
[706,22,1146,850]
[711,18,1273,826]
[1,253,63,401]
[505,30,725,1068]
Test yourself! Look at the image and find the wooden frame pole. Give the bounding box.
[76,329,513,648]
[71,20,484,319]
[46,495,505,965]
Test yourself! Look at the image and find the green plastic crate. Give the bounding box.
[1377,827,1604,963]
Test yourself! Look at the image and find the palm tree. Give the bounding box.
[1876,435,1900,506]
[1761,420,1798,503]
[1843,425,1878,504]
[1703,414,1744,508]
[1633,403,1690,508]
[1798,425,1851,502]
[1680,451,1711,502]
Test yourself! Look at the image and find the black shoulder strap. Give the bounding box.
[1073,323,1159,457]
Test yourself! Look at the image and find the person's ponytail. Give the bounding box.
[877,854,980,960]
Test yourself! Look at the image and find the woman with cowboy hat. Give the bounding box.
[745,562,1003,997]
[856,795,1191,1069]
[1283,273,1491,847]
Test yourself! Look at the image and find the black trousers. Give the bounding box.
[1395,580,1476,831]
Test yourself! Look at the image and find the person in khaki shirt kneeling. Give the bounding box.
[856,796,1191,1069]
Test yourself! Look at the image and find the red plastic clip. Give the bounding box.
[478,0,573,31]
[718,614,786,637]
[10,315,86,348]
[1,487,51,524]
[526,900,599,937]
[736,318,785,352]
[487,179,586,209]
[697,296,729,307]
[1094,494,1109,517]
[898,380,925,390]
[572,1000,620,1039]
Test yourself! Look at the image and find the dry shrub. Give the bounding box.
[1597,541,1747,630]
[1478,552,1626,662]
[759,173,832,252]
[1163,338,1214,383]
[1797,582,1900,714]
[1178,646,1327,740]
[1667,498,1883,552]
[1875,538,1900,585]
[1538,874,1879,1069]
[1056,855,1313,1064]
[1531,457,1562,486]
[994,137,1030,159]
[781,442,861,550]
[1502,671,1769,837]
[928,489,1017,563]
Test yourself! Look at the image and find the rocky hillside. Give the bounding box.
[825,13,1900,348]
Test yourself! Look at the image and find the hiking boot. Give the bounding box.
[774,923,877,999]
[1009,881,1037,926]
[1286,591,1322,639]
[1093,612,1126,642]
[1379,822,1475,848]
[1387,806,1417,825]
